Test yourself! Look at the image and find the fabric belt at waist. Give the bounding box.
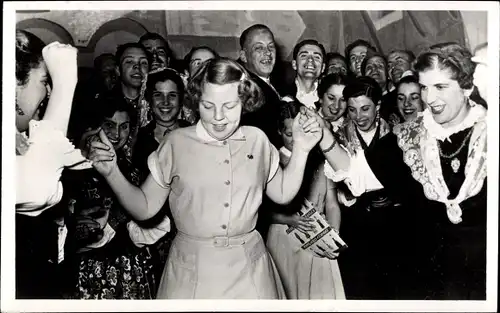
[176,230,258,247]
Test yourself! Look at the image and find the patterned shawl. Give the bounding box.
[393,103,487,224]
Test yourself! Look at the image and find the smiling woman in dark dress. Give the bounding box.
[316,43,487,300]
[330,76,401,300]
[132,68,190,285]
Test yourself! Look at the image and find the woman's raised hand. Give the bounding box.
[88,129,117,178]
[42,41,78,86]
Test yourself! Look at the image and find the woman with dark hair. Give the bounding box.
[344,39,377,77]
[316,42,487,300]
[395,74,425,123]
[431,42,488,109]
[134,68,190,171]
[316,73,349,132]
[87,57,324,299]
[63,94,169,299]
[133,68,191,284]
[16,30,83,213]
[329,76,401,300]
[15,30,86,298]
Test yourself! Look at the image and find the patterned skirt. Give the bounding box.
[69,230,157,299]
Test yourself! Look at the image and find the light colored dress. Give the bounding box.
[266,147,345,299]
[147,122,286,299]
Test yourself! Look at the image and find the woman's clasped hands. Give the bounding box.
[293,106,324,152]
[87,129,118,177]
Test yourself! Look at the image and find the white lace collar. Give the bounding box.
[422,101,487,142]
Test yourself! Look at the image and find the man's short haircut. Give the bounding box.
[292,39,327,61]
[115,42,150,66]
[388,49,416,63]
[344,39,377,59]
[239,24,273,49]
[138,32,172,58]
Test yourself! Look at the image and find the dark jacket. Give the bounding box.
[240,71,284,149]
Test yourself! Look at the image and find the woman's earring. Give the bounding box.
[16,103,25,116]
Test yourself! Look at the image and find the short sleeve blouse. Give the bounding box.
[147,122,280,238]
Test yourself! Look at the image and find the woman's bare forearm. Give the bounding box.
[43,80,76,135]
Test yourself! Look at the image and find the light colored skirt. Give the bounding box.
[266,224,345,299]
[156,229,286,299]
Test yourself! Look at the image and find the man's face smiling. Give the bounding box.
[349,45,368,77]
[292,44,325,81]
[241,29,276,78]
[388,51,412,84]
[119,47,149,88]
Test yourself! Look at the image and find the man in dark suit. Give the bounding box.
[238,24,283,149]
[238,24,286,241]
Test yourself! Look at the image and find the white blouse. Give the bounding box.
[16,120,91,216]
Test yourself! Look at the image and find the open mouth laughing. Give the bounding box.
[429,104,445,115]
[402,108,416,115]
[260,58,273,66]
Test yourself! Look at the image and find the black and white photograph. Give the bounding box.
[2,1,498,312]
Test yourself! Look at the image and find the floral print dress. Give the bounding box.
[74,229,156,299]
[64,150,158,299]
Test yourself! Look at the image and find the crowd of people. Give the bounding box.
[14,21,489,300]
